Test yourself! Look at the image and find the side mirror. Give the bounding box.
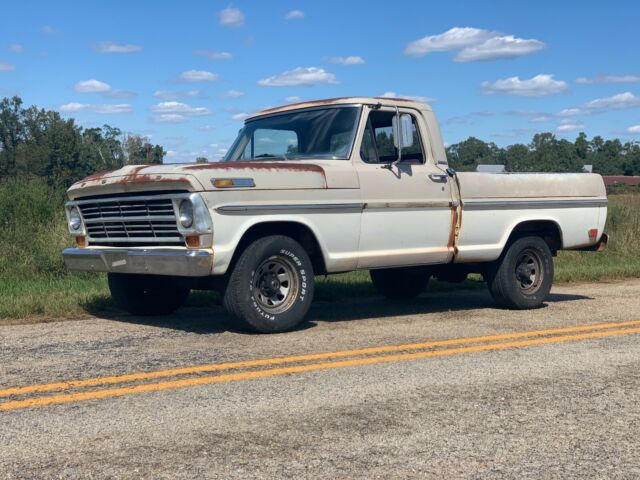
[392,114,414,149]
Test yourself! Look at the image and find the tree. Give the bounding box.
[0,96,166,187]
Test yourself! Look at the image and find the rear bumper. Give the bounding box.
[573,232,609,252]
[62,248,214,277]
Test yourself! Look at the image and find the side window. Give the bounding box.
[361,111,424,164]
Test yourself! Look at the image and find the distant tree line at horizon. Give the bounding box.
[0,96,165,187]
[446,132,640,176]
[1,96,639,189]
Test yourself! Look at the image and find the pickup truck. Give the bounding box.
[62,96,608,333]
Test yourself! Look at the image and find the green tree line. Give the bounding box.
[446,133,640,175]
[0,96,165,187]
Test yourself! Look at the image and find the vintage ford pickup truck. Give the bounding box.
[63,97,608,332]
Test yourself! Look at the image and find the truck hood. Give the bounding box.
[67,161,358,199]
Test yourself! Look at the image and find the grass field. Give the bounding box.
[1,178,638,323]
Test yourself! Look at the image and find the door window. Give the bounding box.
[360,111,425,164]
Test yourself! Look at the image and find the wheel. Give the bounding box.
[485,236,554,309]
[107,273,189,316]
[223,235,315,333]
[370,266,430,300]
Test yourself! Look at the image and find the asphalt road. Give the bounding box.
[1,279,640,479]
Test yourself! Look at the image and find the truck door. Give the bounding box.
[355,106,455,269]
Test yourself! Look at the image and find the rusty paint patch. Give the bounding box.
[254,96,425,117]
[448,207,459,251]
[82,169,117,182]
[256,97,355,115]
[112,174,191,185]
[182,161,325,175]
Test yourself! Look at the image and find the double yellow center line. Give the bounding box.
[2,319,640,412]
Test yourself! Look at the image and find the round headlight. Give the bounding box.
[69,207,82,231]
[179,200,194,228]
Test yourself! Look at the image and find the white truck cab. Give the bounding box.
[63,97,608,332]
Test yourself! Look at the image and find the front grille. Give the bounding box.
[77,195,183,247]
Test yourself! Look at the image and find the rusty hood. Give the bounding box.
[68,161,357,199]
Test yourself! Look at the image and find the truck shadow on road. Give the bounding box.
[84,289,593,335]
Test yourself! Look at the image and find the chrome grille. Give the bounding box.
[77,195,183,246]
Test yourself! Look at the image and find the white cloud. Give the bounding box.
[232,112,250,120]
[507,110,554,123]
[327,56,365,65]
[455,35,546,62]
[481,74,568,97]
[283,96,302,103]
[405,27,545,62]
[96,41,142,54]
[223,89,244,98]
[258,67,338,87]
[179,70,218,82]
[59,103,133,114]
[576,74,640,84]
[150,101,212,116]
[556,119,585,133]
[380,91,436,103]
[627,125,640,134]
[153,114,185,124]
[74,79,111,93]
[0,62,15,72]
[194,49,233,60]
[154,90,203,99]
[585,91,640,110]
[219,6,245,27]
[103,90,136,99]
[8,44,24,53]
[40,26,58,35]
[405,27,495,56]
[557,108,586,117]
[285,10,305,20]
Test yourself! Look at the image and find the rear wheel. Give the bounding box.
[108,273,189,315]
[486,236,554,309]
[370,266,431,300]
[223,235,314,333]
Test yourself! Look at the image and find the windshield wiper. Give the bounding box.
[254,154,290,161]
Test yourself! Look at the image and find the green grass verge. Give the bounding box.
[0,178,638,323]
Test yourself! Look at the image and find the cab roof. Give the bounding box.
[247,96,433,120]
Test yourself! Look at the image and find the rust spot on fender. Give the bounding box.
[113,174,191,185]
[182,161,325,175]
[82,169,117,182]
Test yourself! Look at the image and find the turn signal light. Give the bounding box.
[75,236,87,248]
[588,229,598,242]
[185,235,200,248]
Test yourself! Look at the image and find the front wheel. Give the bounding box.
[108,273,190,316]
[223,235,315,333]
[485,236,554,309]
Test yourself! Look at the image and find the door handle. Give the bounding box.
[428,174,448,183]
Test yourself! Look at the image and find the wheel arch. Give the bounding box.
[227,220,328,276]
[504,218,564,255]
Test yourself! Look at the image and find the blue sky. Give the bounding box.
[1,0,639,162]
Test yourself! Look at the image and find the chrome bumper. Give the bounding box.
[62,248,213,277]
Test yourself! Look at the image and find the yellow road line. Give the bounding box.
[2,325,639,412]
[2,319,640,399]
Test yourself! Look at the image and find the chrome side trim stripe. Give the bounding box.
[217,203,364,214]
[364,201,452,209]
[462,198,608,210]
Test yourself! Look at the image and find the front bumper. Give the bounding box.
[62,248,213,277]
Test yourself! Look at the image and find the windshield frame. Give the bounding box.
[223,104,363,162]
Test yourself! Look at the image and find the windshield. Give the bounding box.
[224,106,361,161]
